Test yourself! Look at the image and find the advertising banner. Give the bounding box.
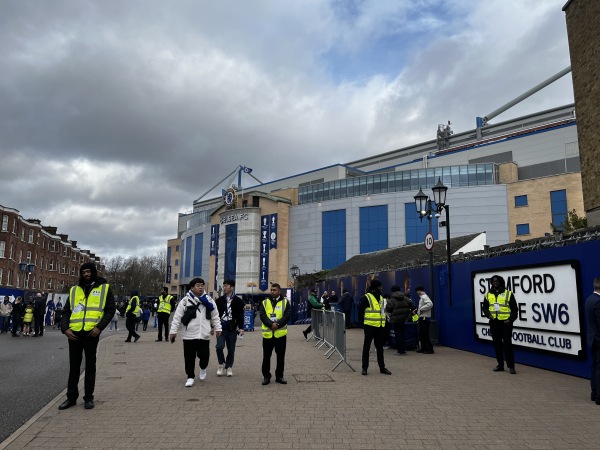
[473,262,583,357]
[259,215,270,291]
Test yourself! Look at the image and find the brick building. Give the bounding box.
[0,204,103,296]
[563,0,600,225]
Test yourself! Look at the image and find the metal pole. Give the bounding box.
[428,200,435,302]
[445,205,452,307]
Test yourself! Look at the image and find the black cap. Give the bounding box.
[79,262,97,276]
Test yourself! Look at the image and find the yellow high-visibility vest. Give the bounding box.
[157,295,173,314]
[261,298,288,339]
[68,284,109,331]
[126,296,140,317]
[486,290,513,321]
[364,293,385,327]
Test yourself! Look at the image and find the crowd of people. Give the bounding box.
[0,292,64,337]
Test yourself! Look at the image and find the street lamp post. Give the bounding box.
[414,178,453,306]
[290,264,300,320]
[18,263,36,293]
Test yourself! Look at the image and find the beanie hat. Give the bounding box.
[369,279,382,290]
[79,262,97,276]
[391,285,401,292]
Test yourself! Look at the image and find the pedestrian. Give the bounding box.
[215,279,245,377]
[259,283,291,385]
[329,290,339,310]
[341,289,354,329]
[58,262,116,410]
[584,277,600,405]
[359,279,391,376]
[482,276,517,373]
[23,301,34,336]
[321,291,330,310]
[414,286,435,354]
[142,305,151,331]
[155,287,175,342]
[33,293,46,336]
[0,295,13,333]
[302,290,323,340]
[125,291,141,343]
[109,307,119,332]
[169,278,221,387]
[12,297,24,337]
[386,285,415,355]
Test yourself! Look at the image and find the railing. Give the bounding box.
[308,309,355,372]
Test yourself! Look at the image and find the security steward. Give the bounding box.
[483,274,518,374]
[259,283,290,385]
[59,262,116,410]
[125,291,141,343]
[358,279,391,376]
[155,287,175,342]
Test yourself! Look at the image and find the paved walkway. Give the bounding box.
[1,324,597,449]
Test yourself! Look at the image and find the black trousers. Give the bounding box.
[344,310,352,328]
[67,332,99,402]
[125,316,139,341]
[591,341,600,399]
[157,312,170,340]
[34,314,44,335]
[393,321,407,353]
[183,339,210,378]
[490,320,515,368]
[362,325,386,370]
[262,335,286,380]
[418,318,433,352]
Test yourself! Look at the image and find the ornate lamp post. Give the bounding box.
[414,178,453,306]
[18,262,36,292]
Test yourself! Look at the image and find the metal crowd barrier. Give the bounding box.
[309,310,355,372]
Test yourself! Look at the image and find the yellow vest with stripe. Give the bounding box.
[261,297,288,339]
[364,293,385,327]
[68,284,109,331]
[486,290,513,321]
[157,295,173,314]
[126,296,140,317]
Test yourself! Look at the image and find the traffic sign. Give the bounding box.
[424,232,434,251]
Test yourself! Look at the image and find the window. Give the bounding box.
[9,243,14,260]
[516,223,530,236]
[550,189,568,231]
[175,259,179,266]
[193,233,204,277]
[16,273,20,288]
[12,219,17,234]
[175,245,180,252]
[49,259,55,271]
[0,268,3,285]
[21,228,25,241]
[0,241,5,258]
[360,205,388,254]
[174,273,178,280]
[6,269,11,286]
[51,241,57,252]
[28,229,34,243]
[322,210,346,270]
[26,251,31,263]
[1,215,7,231]
[515,195,528,207]
[18,250,22,262]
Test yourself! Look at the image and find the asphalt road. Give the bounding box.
[0,326,117,443]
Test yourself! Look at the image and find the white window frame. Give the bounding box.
[0,268,3,285]
[6,269,12,286]
[28,229,34,243]
[0,241,5,258]
[9,243,14,260]
[1,215,7,231]
[21,227,25,241]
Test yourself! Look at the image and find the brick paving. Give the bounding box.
[1,324,597,450]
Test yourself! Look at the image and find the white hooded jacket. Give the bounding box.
[169,292,221,340]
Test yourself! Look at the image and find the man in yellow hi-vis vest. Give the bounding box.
[358,279,391,376]
[258,283,290,385]
[58,262,116,411]
[156,286,175,342]
[483,274,518,374]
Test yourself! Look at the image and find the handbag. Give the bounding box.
[181,300,200,326]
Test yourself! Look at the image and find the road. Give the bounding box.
[0,326,122,443]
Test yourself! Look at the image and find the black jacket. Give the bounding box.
[215,294,245,331]
[61,276,116,333]
[386,292,414,324]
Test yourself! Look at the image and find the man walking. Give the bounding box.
[215,280,245,377]
[259,283,290,385]
[33,293,46,336]
[341,289,354,329]
[125,291,141,343]
[155,287,174,342]
[482,275,518,374]
[58,262,116,410]
[0,296,12,333]
[585,277,600,405]
[359,279,391,376]
[302,290,323,339]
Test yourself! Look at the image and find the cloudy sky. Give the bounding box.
[0,0,574,260]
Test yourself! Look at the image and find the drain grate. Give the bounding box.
[293,374,334,383]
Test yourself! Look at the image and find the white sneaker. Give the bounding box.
[185,378,194,387]
[199,369,207,381]
[217,364,224,377]
[226,367,233,377]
